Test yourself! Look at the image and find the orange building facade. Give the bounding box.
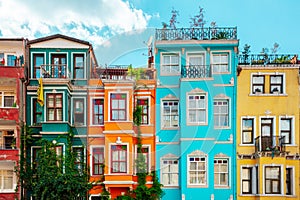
[87,66,156,199]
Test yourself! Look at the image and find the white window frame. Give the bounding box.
[0,52,17,66]
[0,91,16,108]
[211,51,230,74]
[160,52,180,75]
[285,166,295,196]
[0,161,16,192]
[109,143,129,175]
[187,92,208,125]
[136,96,151,125]
[240,116,256,145]
[160,156,179,187]
[161,98,179,129]
[279,116,295,145]
[90,97,105,126]
[90,145,105,176]
[72,97,86,126]
[263,164,283,195]
[30,52,46,78]
[71,52,87,79]
[187,151,208,187]
[214,158,229,187]
[250,72,286,95]
[108,92,129,122]
[240,165,258,195]
[213,98,230,129]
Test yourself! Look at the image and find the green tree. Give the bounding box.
[17,130,92,200]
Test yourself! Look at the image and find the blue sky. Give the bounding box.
[1,0,299,67]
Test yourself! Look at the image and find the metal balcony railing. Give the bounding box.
[181,65,211,78]
[40,64,69,78]
[238,54,298,66]
[155,27,237,41]
[255,136,286,153]
[95,65,155,80]
[0,144,16,150]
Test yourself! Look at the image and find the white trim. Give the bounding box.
[286,165,295,196]
[239,164,258,195]
[240,116,256,145]
[90,97,105,126]
[108,142,129,175]
[160,97,179,129]
[49,52,69,79]
[0,161,17,193]
[160,51,181,76]
[160,155,179,187]
[71,52,87,79]
[213,156,230,188]
[30,52,46,78]
[108,91,130,122]
[210,50,231,74]
[250,72,286,95]
[279,115,295,145]
[89,145,105,176]
[262,164,284,195]
[186,90,208,126]
[71,96,87,126]
[213,97,231,129]
[186,51,206,66]
[187,151,208,187]
[136,96,151,125]
[44,91,65,122]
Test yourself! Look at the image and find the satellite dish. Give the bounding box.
[146,36,153,47]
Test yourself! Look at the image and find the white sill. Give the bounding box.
[161,126,180,130]
[187,184,208,188]
[239,144,255,146]
[214,126,230,130]
[249,93,288,97]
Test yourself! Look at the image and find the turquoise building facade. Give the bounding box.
[154,27,239,200]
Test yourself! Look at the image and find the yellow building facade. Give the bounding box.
[237,55,300,200]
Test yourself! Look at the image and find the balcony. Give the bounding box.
[181,65,211,78]
[94,65,155,80]
[255,136,286,153]
[40,64,69,79]
[155,27,237,41]
[238,54,299,66]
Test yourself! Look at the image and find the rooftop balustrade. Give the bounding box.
[238,54,299,66]
[155,27,237,41]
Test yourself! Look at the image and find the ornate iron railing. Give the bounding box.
[155,27,237,41]
[40,64,69,78]
[238,54,298,66]
[181,65,211,78]
[96,65,155,80]
[255,136,286,153]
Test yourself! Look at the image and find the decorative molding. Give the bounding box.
[162,153,178,158]
[189,88,206,93]
[214,93,229,99]
[214,152,229,158]
[189,150,206,156]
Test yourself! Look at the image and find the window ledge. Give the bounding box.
[214,126,230,129]
[187,184,208,188]
[249,93,288,97]
[187,122,208,126]
[239,144,255,146]
[214,186,230,189]
[161,127,180,130]
[0,189,15,193]
[162,186,180,189]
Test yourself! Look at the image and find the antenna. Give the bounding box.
[146,36,153,47]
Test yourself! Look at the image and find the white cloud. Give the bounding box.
[0,0,151,46]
